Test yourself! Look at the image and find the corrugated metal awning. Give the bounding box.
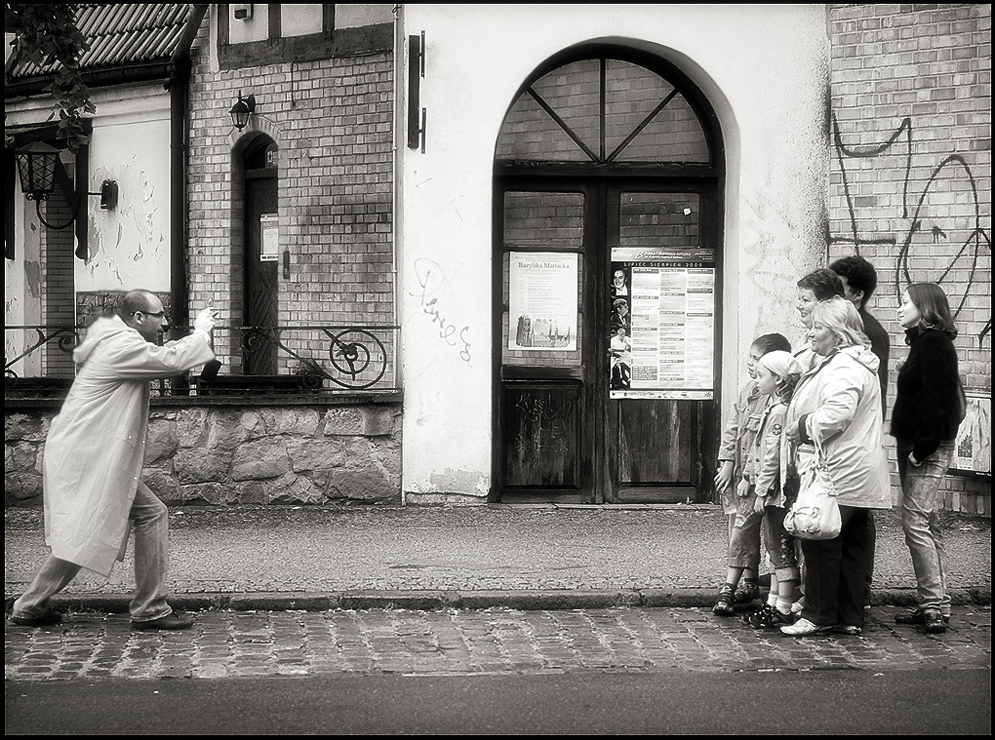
[6,4,198,81]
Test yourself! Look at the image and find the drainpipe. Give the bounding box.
[167,5,207,333]
[392,4,403,356]
[169,73,188,332]
[392,3,405,504]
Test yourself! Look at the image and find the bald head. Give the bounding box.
[121,290,168,342]
[121,290,159,316]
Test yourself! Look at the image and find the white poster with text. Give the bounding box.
[509,252,578,351]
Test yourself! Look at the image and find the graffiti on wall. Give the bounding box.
[829,113,991,347]
[411,257,472,362]
[511,392,574,458]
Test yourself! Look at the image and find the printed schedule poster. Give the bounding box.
[509,252,578,351]
[611,247,715,400]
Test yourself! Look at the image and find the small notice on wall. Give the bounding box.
[260,214,279,261]
[509,252,578,351]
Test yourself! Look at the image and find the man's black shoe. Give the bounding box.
[923,609,948,634]
[895,608,950,626]
[131,612,195,631]
[11,610,63,627]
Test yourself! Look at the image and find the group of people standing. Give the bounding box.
[714,256,964,637]
[7,268,966,637]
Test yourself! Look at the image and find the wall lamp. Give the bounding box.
[229,92,257,131]
[16,140,118,230]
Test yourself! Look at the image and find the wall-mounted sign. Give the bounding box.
[610,247,714,400]
[260,214,279,261]
[509,252,578,351]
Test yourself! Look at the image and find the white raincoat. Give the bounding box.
[43,315,215,577]
[784,344,891,510]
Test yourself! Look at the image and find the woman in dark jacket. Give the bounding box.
[890,283,962,635]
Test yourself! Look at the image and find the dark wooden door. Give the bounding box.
[494,180,719,503]
[604,183,719,503]
[495,183,598,502]
[243,166,278,375]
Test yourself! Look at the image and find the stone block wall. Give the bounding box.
[828,3,991,517]
[5,401,402,508]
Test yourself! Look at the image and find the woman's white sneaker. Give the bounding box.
[780,617,831,636]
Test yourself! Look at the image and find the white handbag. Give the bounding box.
[783,435,842,540]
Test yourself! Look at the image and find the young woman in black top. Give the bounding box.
[891,283,962,635]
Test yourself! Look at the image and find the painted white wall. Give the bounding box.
[397,4,830,501]
[5,84,173,309]
[78,85,173,293]
[337,3,394,29]
[4,168,41,376]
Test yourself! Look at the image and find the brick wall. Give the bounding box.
[41,198,76,377]
[828,3,991,515]
[185,8,395,372]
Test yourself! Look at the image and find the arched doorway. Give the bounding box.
[492,46,724,503]
[241,135,280,375]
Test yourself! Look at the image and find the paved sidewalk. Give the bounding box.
[6,505,991,684]
[5,504,991,613]
[5,603,991,681]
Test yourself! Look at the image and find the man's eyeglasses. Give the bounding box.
[132,310,166,319]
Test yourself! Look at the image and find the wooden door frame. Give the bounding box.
[602,179,723,503]
[241,138,279,375]
[491,176,602,502]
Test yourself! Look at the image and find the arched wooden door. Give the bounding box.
[493,48,724,503]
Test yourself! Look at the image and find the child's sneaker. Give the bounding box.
[744,604,793,629]
[712,585,735,616]
[734,580,761,604]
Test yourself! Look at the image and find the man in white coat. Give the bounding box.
[11,290,217,630]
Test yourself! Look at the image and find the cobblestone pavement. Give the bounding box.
[5,604,990,682]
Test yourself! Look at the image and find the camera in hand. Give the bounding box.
[200,359,222,381]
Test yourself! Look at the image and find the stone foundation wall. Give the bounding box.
[5,401,402,507]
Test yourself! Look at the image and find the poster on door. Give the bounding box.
[509,252,578,351]
[260,214,280,261]
[609,247,714,400]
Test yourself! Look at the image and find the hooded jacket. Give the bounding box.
[716,380,769,514]
[43,315,215,577]
[746,396,791,508]
[784,344,891,509]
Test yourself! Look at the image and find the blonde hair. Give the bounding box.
[810,295,869,349]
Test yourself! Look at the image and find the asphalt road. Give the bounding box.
[6,669,990,735]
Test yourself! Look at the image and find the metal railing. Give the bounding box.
[5,323,400,397]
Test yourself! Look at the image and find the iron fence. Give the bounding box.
[5,323,400,397]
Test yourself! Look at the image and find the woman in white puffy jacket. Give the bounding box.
[780,296,891,636]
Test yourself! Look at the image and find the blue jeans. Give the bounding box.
[12,481,173,622]
[896,440,954,615]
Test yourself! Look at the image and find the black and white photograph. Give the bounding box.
[4,4,990,736]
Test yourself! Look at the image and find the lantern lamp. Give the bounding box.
[229,92,257,131]
[16,140,119,230]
